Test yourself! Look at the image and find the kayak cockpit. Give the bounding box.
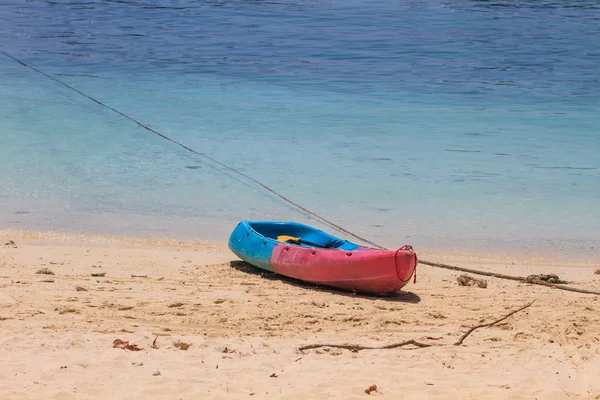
[246,221,360,251]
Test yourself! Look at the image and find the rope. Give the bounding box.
[1,50,383,249]
[3,51,598,296]
[419,259,600,296]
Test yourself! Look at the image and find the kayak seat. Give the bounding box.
[325,238,346,248]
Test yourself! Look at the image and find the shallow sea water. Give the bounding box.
[1,0,599,257]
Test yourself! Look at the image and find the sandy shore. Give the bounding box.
[1,229,600,399]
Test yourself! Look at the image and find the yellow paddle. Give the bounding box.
[276,235,327,248]
[277,235,301,243]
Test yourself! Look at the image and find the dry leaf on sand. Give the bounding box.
[365,384,377,394]
[113,339,143,351]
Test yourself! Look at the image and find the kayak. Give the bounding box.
[228,221,418,295]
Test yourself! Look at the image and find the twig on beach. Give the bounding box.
[419,260,600,296]
[559,385,572,398]
[298,339,431,353]
[454,300,536,346]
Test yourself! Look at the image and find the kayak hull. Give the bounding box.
[228,221,417,295]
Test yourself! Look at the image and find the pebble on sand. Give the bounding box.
[36,268,55,275]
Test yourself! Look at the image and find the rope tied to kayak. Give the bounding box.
[3,51,598,296]
[395,245,417,284]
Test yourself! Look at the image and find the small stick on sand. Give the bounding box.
[454,300,536,346]
[298,339,431,353]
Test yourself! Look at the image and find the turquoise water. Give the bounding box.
[1,1,599,256]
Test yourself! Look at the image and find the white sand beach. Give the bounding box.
[1,229,600,399]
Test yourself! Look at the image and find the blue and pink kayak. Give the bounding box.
[228,221,418,295]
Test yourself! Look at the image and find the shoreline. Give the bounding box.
[3,227,599,267]
[2,228,600,399]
